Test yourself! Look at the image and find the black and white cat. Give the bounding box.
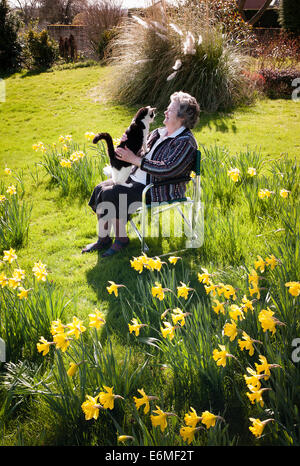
[93,106,156,186]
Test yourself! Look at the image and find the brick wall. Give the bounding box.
[47,25,93,58]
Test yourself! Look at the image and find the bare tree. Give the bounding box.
[39,0,87,24]
[78,0,124,53]
[14,0,40,25]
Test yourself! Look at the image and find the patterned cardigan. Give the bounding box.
[139,127,198,203]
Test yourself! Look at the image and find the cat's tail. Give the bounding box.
[93,132,115,160]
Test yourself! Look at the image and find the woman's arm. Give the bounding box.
[140,138,196,179]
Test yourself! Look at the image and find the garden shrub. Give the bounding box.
[23,29,58,70]
[97,27,118,62]
[259,67,300,99]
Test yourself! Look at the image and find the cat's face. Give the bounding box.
[143,106,156,124]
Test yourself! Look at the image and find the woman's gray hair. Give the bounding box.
[170,91,200,129]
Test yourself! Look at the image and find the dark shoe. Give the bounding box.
[102,238,130,257]
[81,237,112,254]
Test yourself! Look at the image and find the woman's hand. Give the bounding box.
[115,146,142,167]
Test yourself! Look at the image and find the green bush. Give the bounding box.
[23,29,58,70]
[97,27,118,62]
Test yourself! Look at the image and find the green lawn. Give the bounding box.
[0,63,299,326]
[0,64,299,446]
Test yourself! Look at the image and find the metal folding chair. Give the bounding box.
[128,149,203,252]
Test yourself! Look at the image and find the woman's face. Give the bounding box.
[163,100,182,128]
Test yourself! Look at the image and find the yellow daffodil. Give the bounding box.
[171,307,188,326]
[145,256,164,271]
[0,194,7,203]
[248,269,259,287]
[0,272,8,288]
[60,159,72,168]
[81,395,102,421]
[65,134,72,142]
[6,185,17,195]
[67,362,79,377]
[150,406,173,432]
[88,309,106,330]
[66,316,86,339]
[37,336,51,356]
[213,345,232,367]
[285,281,300,297]
[12,268,25,280]
[184,407,201,428]
[130,256,144,273]
[180,426,200,444]
[255,355,281,380]
[254,255,265,273]
[258,188,272,199]
[247,386,270,407]
[8,276,21,289]
[247,167,256,176]
[98,386,123,410]
[4,167,11,175]
[201,411,223,429]
[118,435,135,443]
[265,254,278,270]
[212,299,225,315]
[106,280,124,297]
[244,367,265,389]
[249,285,260,300]
[258,308,283,335]
[85,131,95,141]
[197,268,211,285]
[53,332,71,352]
[223,284,237,300]
[249,418,273,438]
[241,295,254,312]
[32,261,47,282]
[128,318,147,336]
[238,332,260,356]
[204,282,218,297]
[152,282,165,301]
[50,318,65,336]
[177,281,192,300]
[227,167,240,183]
[280,189,290,198]
[17,286,31,300]
[3,248,17,264]
[229,304,244,321]
[168,256,181,265]
[161,321,176,341]
[58,135,65,143]
[133,388,157,414]
[223,320,238,341]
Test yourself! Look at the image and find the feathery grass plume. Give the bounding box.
[108,2,254,111]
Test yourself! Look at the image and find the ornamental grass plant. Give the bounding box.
[109,4,254,112]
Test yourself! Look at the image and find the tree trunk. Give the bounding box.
[248,0,273,26]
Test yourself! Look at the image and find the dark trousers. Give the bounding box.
[88,178,149,222]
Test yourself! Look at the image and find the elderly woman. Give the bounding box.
[82,91,200,256]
